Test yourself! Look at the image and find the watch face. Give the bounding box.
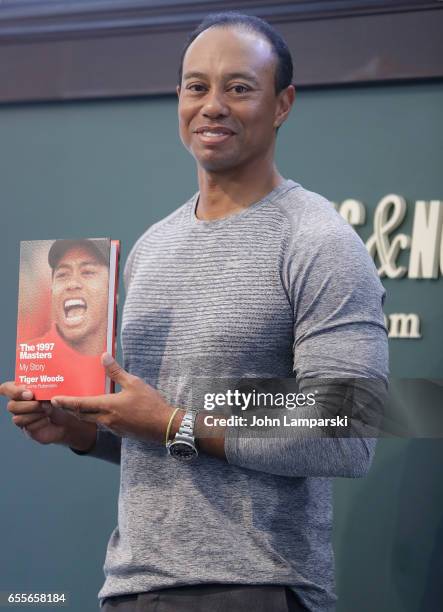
[168,441,198,460]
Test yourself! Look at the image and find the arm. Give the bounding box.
[199,215,388,477]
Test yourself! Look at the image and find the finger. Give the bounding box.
[51,395,108,416]
[7,400,45,415]
[41,401,53,416]
[0,382,34,401]
[25,416,50,432]
[101,353,132,388]
[69,412,101,424]
[12,413,47,427]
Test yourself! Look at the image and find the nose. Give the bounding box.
[202,88,229,119]
[66,272,83,290]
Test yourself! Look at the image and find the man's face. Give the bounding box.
[51,246,109,348]
[178,26,288,173]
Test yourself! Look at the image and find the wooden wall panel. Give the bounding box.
[1,1,442,103]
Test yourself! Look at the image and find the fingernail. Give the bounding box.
[21,391,33,400]
[102,353,114,366]
[51,398,60,407]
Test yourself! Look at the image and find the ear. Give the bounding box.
[176,84,181,99]
[274,84,296,129]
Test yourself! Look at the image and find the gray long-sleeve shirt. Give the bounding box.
[72,179,389,611]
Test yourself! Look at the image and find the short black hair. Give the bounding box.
[178,12,294,94]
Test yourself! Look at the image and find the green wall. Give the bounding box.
[1,82,442,611]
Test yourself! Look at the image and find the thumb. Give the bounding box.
[101,353,130,387]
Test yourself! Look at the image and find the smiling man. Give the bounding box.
[177,15,294,218]
[1,12,388,612]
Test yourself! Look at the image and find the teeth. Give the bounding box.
[64,299,86,309]
[202,131,229,136]
[64,298,87,319]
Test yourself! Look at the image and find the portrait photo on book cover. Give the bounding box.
[15,238,114,399]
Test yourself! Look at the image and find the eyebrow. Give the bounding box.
[183,71,260,87]
[55,260,99,271]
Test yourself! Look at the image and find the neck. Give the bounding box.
[196,158,284,221]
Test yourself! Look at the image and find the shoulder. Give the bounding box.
[277,182,383,301]
[272,181,347,239]
[275,181,370,258]
[123,193,197,289]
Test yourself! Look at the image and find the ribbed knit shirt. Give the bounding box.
[73,179,389,612]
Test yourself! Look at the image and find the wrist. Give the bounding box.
[162,406,186,446]
[166,408,199,460]
[194,412,226,460]
[168,408,186,441]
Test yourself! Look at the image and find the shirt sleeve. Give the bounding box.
[224,210,389,478]
[70,423,122,465]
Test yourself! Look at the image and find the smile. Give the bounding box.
[200,130,230,136]
[63,298,87,326]
[196,131,234,145]
[194,125,235,145]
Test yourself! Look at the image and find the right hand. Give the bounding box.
[0,382,79,446]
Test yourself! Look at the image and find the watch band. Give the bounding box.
[166,409,199,459]
[178,410,196,439]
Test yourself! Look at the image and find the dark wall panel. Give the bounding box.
[1,1,442,102]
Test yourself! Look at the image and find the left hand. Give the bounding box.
[50,353,175,443]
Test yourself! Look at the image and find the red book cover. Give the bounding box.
[15,238,120,400]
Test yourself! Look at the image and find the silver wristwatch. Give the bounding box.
[166,410,198,460]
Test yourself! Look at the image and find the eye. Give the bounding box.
[186,83,207,93]
[82,268,97,277]
[229,84,250,94]
[54,271,68,280]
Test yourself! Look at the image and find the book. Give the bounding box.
[15,238,120,400]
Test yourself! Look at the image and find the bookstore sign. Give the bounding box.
[334,194,443,339]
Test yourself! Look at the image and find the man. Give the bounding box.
[47,239,110,357]
[1,12,388,612]
[15,239,111,397]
